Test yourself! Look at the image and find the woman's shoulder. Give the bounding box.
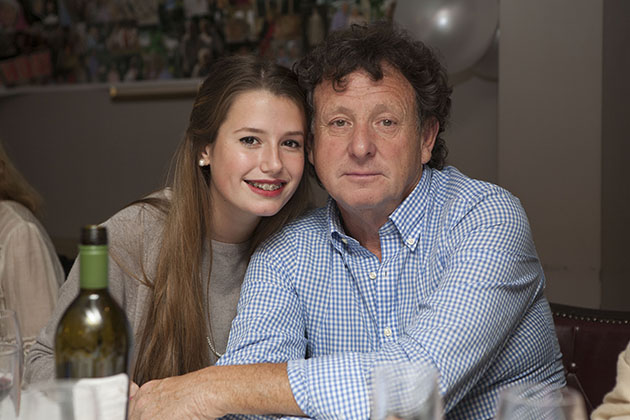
[104,189,169,233]
[102,189,170,269]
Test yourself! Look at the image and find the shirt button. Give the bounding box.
[384,327,392,337]
[369,271,377,280]
[341,238,348,244]
[406,238,415,245]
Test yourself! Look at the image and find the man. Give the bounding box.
[130,22,565,419]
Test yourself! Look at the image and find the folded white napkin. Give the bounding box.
[19,374,128,420]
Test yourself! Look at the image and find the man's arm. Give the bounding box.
[129,191,560,419]
[129,363,304,420]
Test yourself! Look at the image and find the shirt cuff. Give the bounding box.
[287,359,311,417]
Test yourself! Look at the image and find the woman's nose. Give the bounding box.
[260,145,283,174]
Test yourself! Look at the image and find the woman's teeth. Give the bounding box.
[248,181,282,191]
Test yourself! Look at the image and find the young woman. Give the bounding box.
[24,55,311,385]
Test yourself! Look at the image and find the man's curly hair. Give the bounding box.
[294,21,452,169]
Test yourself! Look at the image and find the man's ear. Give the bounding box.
[420,118,439,165]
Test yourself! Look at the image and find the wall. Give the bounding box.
[601,0,630,310]
[449,76,498,183]
[499,0,604,308]
[0,83,193,256]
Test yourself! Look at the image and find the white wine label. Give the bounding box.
[74,373,129,420]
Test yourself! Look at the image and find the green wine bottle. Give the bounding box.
[54,225,131,380]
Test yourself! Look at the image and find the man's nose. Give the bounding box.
[348,124,376,160]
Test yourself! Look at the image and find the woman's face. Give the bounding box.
[203,89,306,229]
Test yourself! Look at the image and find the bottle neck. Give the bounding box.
[79,244,108,289]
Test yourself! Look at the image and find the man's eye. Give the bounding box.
[240,136,259,145]
[332,119,347,127]
[382,119,394,126]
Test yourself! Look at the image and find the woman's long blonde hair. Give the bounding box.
[0,141,43,217]
[132,55,311,385]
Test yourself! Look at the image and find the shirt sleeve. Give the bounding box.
[2,221,65,350]
[220,192,548,419]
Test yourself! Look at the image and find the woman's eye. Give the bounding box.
[240,136,259,145]
[283,139,301,148]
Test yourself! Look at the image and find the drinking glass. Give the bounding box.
[495,384,588,420]
[371,361,443,420]
[0,309,23,419]
[0,309,23,373]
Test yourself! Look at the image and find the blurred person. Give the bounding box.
[306,7,325,48]
[0,141,64,354]
[329,1,349,31]
[592,341,630,420]
[347,4,367,26]
[24,54,311,386]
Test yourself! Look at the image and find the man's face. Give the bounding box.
[309,66,436,224]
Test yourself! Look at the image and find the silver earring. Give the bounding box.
[199,159,206,167]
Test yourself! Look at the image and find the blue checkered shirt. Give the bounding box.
[218,166,565,420]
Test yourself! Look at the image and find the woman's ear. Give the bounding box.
[200,144,213,166]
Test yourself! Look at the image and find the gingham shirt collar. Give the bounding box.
[327,166,433,253]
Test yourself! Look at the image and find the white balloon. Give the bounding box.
[472,27,499,81]
[394,0,499,74]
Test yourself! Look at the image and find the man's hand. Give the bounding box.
[128,369,223,420]
[127,363,302,419]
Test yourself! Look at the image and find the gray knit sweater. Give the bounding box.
[25,191,249,384]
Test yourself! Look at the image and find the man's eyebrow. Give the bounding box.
[318,105,353,117]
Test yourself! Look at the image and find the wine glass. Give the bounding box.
[495,383,587,420]
[0,309,23,419]
[0,310,23,374]
[371,361,443,420]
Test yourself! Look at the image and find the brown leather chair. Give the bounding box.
[550,302,630,414]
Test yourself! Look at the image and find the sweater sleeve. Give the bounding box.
[23,201,161,385]
[23,251,132,384]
